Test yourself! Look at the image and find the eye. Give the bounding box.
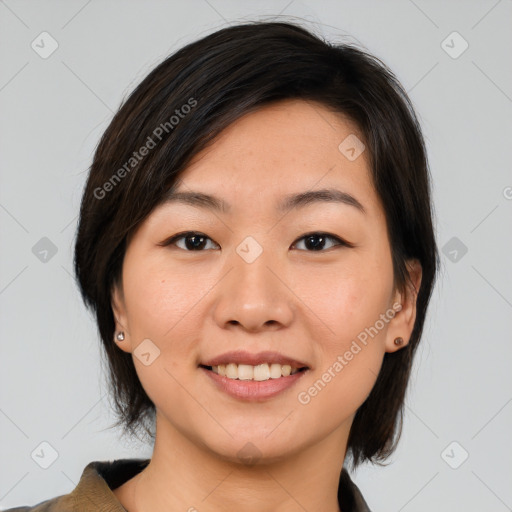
[159,231,353,252]
[291,232,352,251]
[159,231,219,251]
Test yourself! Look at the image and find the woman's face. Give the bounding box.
[112,99,420,464]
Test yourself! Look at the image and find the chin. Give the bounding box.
[198,426,307,467]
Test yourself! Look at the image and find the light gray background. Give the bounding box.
[1,1,511,510]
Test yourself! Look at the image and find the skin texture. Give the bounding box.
[111,99,422,512]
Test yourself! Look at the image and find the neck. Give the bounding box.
[124,412,349,512]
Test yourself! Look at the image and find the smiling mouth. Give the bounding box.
[199,363,309,381]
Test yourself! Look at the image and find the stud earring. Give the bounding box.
[394,337,404,346]
[115,331,125,342]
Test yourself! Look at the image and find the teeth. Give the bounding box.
[254,363,270,381]
[210,363,301,381]
[238,364,253,380]
[269,363,282,379]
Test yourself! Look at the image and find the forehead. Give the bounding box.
[170,99,380,218]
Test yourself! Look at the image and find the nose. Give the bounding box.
[213,247,294,333]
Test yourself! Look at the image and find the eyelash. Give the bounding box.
[159,231,354,252]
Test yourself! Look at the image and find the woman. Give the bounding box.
[8,20,438,512]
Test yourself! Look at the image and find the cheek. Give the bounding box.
[295,266,391,422]
[297,346,383,434]
[122,252,205,339]
[300,255,394,347]
[298,251,393,417]
[121,257,202,415]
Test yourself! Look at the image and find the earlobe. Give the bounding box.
[385,259,422,353]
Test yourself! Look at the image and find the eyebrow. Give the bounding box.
[162,187,366,215]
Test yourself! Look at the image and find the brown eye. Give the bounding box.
[291,232,352,251]
[161,232,219,251]
[160,231,353,252]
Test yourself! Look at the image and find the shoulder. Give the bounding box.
[2,458,150,512]
[1,495,73,512]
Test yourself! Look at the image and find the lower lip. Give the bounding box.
[200,367,308,401]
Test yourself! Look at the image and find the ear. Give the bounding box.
[111,281,132,354]
[385,259,422,353]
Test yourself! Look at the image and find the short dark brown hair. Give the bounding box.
[74,20,439,470]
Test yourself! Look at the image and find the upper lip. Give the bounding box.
[200,350,310,369]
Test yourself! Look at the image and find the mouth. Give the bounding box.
[199,363,309,381]
[198,350,310,400]
[199,364,309,401]
[199,350,310,381]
